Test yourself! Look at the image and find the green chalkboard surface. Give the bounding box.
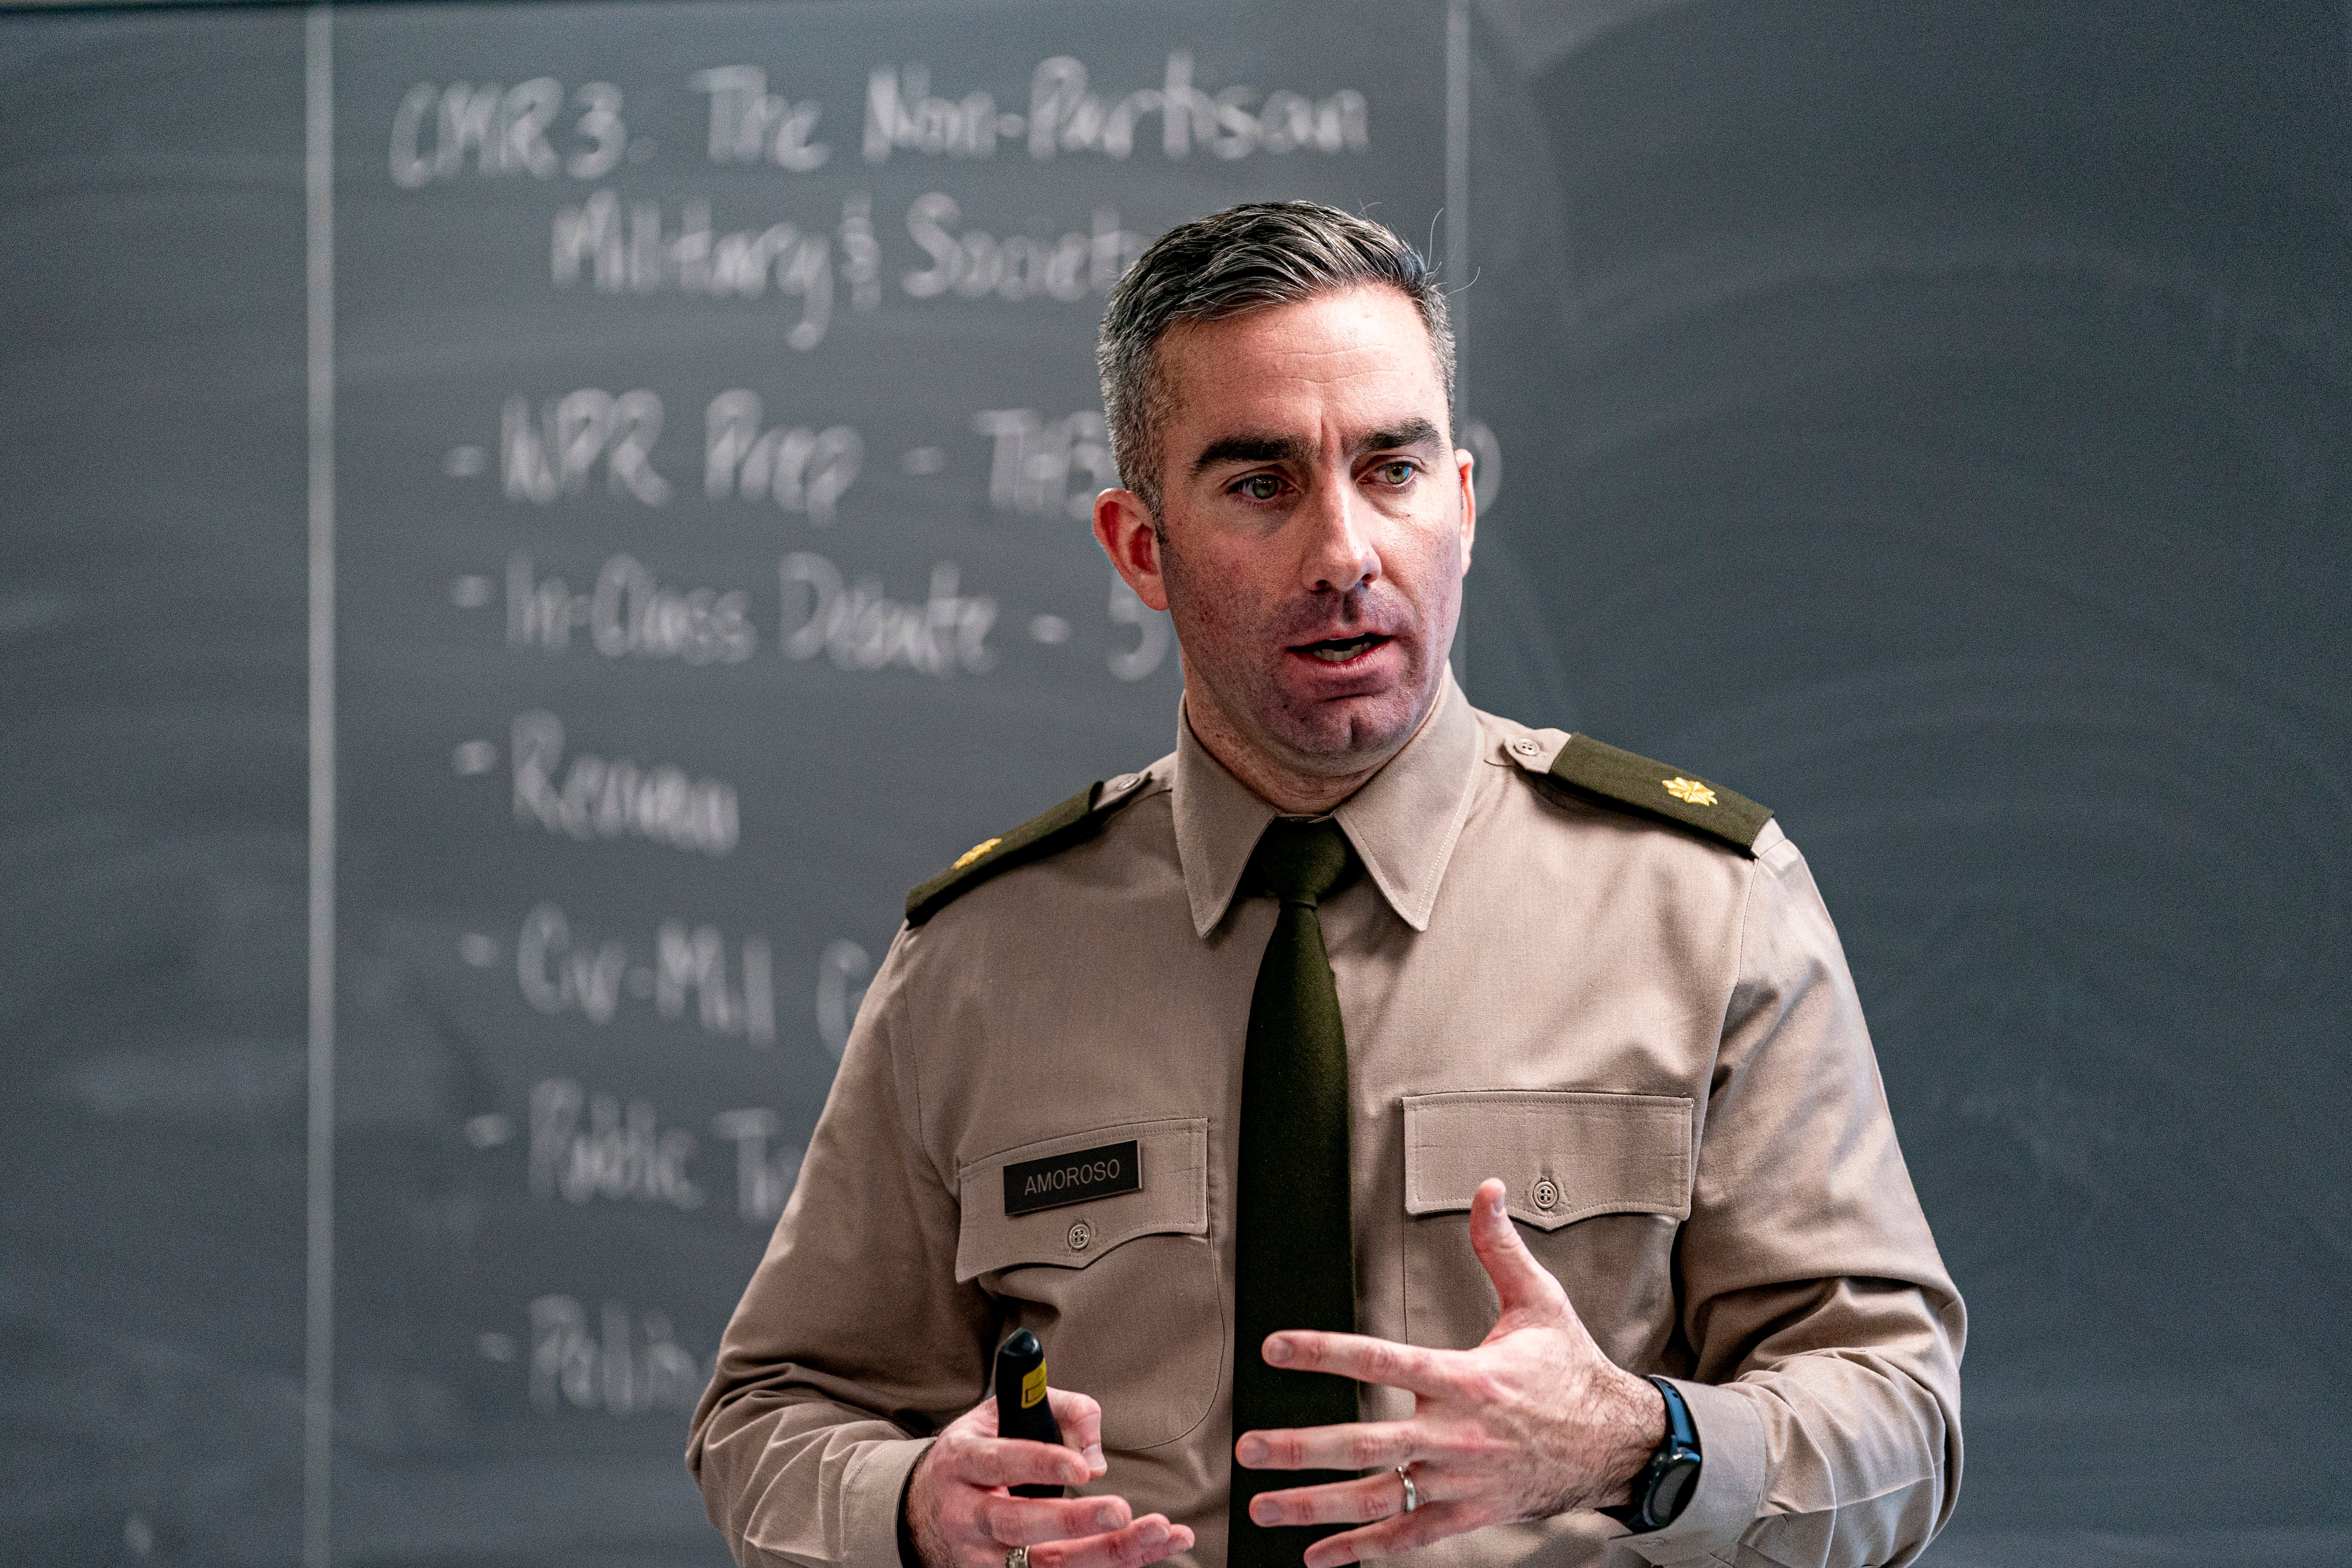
[2,4,2347,1567]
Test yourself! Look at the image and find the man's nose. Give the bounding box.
[1297,472,1378,594]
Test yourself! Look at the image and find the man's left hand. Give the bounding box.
[1234,1178,1669,1568]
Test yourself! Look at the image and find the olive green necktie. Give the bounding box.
[1229,817,1359,1568]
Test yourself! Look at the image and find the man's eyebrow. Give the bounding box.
[1188,419,1447,479]
[1189,431,1307,477]
[1353,418,1445,456]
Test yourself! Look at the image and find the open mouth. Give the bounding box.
[1295,633,1392,664]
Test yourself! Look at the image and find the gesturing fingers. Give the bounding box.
[976,1494,1130,1547]
[949,1433,1094,1493]
[1028,1516,1195,1568]
[1263,1329,1454,1395]
[1245,1471,1412,1530]
[1235,1419,1418,1473]
[1043,1387,1109,1477]
[1467,1179,1571,1328]
[1301,1501,1479,1568]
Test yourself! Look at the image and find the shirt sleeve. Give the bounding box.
[1625,827,1966,1568]
[688,927,996,1568]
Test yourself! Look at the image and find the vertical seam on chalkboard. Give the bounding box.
[302,9,336,1568]
[1444,0,1470,692]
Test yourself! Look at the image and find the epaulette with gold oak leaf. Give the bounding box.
[905,771,1152,926]
[1512,732,1772,855]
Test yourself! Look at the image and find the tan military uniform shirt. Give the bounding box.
[691,674,1964,1568]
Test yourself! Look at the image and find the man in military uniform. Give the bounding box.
[691,203,1963,1568]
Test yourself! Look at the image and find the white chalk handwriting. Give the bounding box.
[507,551,758,665]
[815,939,872,1060]
[974,408,1117,519]
[779,552,997,677]
[903,197,1141,303]
[866,53,1368,164]
[502,389,670,505]
[705,392,863,522]
[691,65,829,169]
[513,901,776,1044]
[1108,576,1170,683]
[709,1106,804,1225]
[509,710,739,857]
[527,1296,703,1416]
[551,191,878,349]
[390,79,627,187]
[527,1077,702,1210]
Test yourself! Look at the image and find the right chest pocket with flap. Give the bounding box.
[956,1117,1220,1452]
[1401,1090,1692,1362]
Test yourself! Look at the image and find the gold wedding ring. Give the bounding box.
[1396,1466,1420,1514]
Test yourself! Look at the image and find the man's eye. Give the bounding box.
[1373,461,1417,486]
[1236,474,1282,501]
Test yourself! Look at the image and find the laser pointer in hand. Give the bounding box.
[993,1328,1066,1499]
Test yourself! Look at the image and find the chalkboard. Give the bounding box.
[1,8,313,1566]
[3,3,2348,1568]
[1459,4,2352,1564]
[333,3,1447,1563]
[4,2,1457,1564]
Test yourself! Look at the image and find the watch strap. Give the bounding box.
[1599,1376,1703,1534]
[1654,1375,1700,1452]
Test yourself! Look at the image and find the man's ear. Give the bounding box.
[1092,488,1171,613]
[1454,446,1477,576]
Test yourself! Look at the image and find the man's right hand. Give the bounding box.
[906,1389,1196,1568]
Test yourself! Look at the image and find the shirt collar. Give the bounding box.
[1171,669,1482,938]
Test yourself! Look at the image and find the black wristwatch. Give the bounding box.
[1601,1376,1702,1534]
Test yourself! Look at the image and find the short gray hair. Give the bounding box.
[1095,201,1454,520]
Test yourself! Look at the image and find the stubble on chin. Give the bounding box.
[1164,552,1438,782]
[1212,645,1438,782]
[1284,677,1419,761]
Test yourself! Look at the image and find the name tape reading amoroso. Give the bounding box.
[1002,1140,1140,1217]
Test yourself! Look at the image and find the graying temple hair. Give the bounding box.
[1095,201,1454,521]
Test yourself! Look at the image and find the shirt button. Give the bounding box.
[1510,737,1542,758]
[1533,1178,1559,1211]
[1067,1220,1092,1252]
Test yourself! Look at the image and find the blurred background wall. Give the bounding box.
[2,3,2345,1565]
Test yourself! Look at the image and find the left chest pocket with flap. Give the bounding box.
[1400,1091,1692,1353]
[956,1117,1218,1452]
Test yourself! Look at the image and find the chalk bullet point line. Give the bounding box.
[465,1112,514,1148]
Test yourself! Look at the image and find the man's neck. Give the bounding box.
[1181,678,1446,817]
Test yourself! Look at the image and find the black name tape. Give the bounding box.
[1003,1140,1141,1217]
